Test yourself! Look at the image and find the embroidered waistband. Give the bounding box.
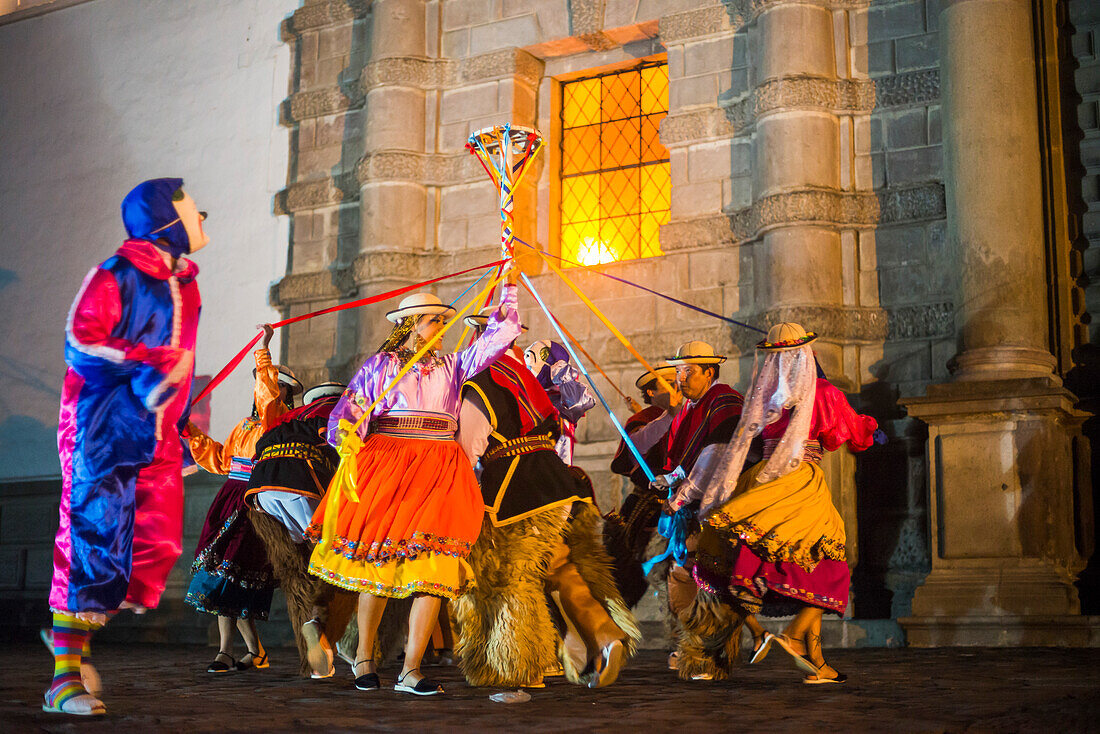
[256,442,331,465]
[228,456,255,481]
[762,439,823,464]
[372,413,457,441]
[482,434,556,463]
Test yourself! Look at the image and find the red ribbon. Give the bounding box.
[189,259,506,408]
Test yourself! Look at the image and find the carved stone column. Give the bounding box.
[900,0,1096,646]
[357,0,429,352]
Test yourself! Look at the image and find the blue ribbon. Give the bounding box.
[642,506,694,575]
[448,265,496,308]
[521,274,655,483]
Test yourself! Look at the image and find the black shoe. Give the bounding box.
[235,650,269,671]
[207,651,236,673]
[353,659,380,691]
[395,669,444,696]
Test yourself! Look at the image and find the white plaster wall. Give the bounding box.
[0,0,299,479]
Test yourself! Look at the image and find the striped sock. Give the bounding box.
[46,613,91,708]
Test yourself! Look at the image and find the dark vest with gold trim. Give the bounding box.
[462,357,593,527]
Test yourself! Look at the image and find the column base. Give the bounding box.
[901,614,1100,647]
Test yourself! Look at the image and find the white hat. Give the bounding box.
[302,381,346,406]
[464,305,528,332]
[667,340,727,366]
[635,361,677,390]
[385,292,456,323]
[756,322,818,351]
[253,364,304,395]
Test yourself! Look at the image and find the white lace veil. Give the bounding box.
[696,344,818,516]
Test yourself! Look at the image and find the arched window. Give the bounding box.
[560,60,670,266]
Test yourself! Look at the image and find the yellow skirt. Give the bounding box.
[705,460,846,571]
[309,550,474,599]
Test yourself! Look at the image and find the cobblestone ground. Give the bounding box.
[0,642,1097,733]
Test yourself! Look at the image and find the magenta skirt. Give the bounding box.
[694,536,849,616]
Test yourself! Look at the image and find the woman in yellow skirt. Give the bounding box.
[668,323,881,683]
[306,271,521,695]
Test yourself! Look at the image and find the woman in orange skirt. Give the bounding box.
[306,271,521,695]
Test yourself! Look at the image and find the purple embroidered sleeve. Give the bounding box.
[326,353,385,447]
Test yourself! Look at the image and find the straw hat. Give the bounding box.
[756,322,817,351]
[385,293,456,323]
[667,340,727,366]
[253,364,304,395]
[302,381,346,406]
[635,361,678,390]
[463,305,528,332]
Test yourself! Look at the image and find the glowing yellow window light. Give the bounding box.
[560,61,669,266]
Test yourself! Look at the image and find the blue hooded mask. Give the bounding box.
[121,178,191,258]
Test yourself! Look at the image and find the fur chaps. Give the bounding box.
[675,588,745,680]
[453,503,642,687]
[249,509,356,676]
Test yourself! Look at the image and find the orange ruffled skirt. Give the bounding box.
[305,434,483,599]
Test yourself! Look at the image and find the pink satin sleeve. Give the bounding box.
[812,379,878,453]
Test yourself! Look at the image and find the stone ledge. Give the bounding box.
[283,86,364,123]
[360,48,543,92]
[275,175,359,214]
[732,305,888,351]
[725,0,871,24]
[887,302,954,340]
[663,184,944,253]
[874,69,940,110]
[355,150,484,186]
[283,0,368,36]
[662,76,875,146]
[901,615,1100,647]
[727,187,880,240]
[660,5,740,44]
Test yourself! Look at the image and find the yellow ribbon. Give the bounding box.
[321,268,510,547]
[534,248,676,395]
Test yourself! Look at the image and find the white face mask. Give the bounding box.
[171,191,209,253]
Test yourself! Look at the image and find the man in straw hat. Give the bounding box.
[670,323,882,684]
[452,309,640,690]
[616,340,756,674]
[604,362,681,608]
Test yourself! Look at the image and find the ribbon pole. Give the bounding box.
[522,274,655,483]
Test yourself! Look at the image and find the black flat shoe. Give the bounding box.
[804,670,847,685]
[207,651,236,673]
[235,650,269,670]
[353,659,380,691]
[395,669,443,696]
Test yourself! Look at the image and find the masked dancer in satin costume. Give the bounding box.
[670,323,881,684]
[453,307,640,690]
[306,270,522,696]
[44,178,207,716]
[183,325,301,674]
[523,339,596,465]
[243,381,359,679]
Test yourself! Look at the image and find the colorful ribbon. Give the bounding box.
[642,507,693,575]
[533,248,677,396]
[512,236,766,335]
[519,279,630,402]
[189,259,506,409]
[522,274,655,484]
